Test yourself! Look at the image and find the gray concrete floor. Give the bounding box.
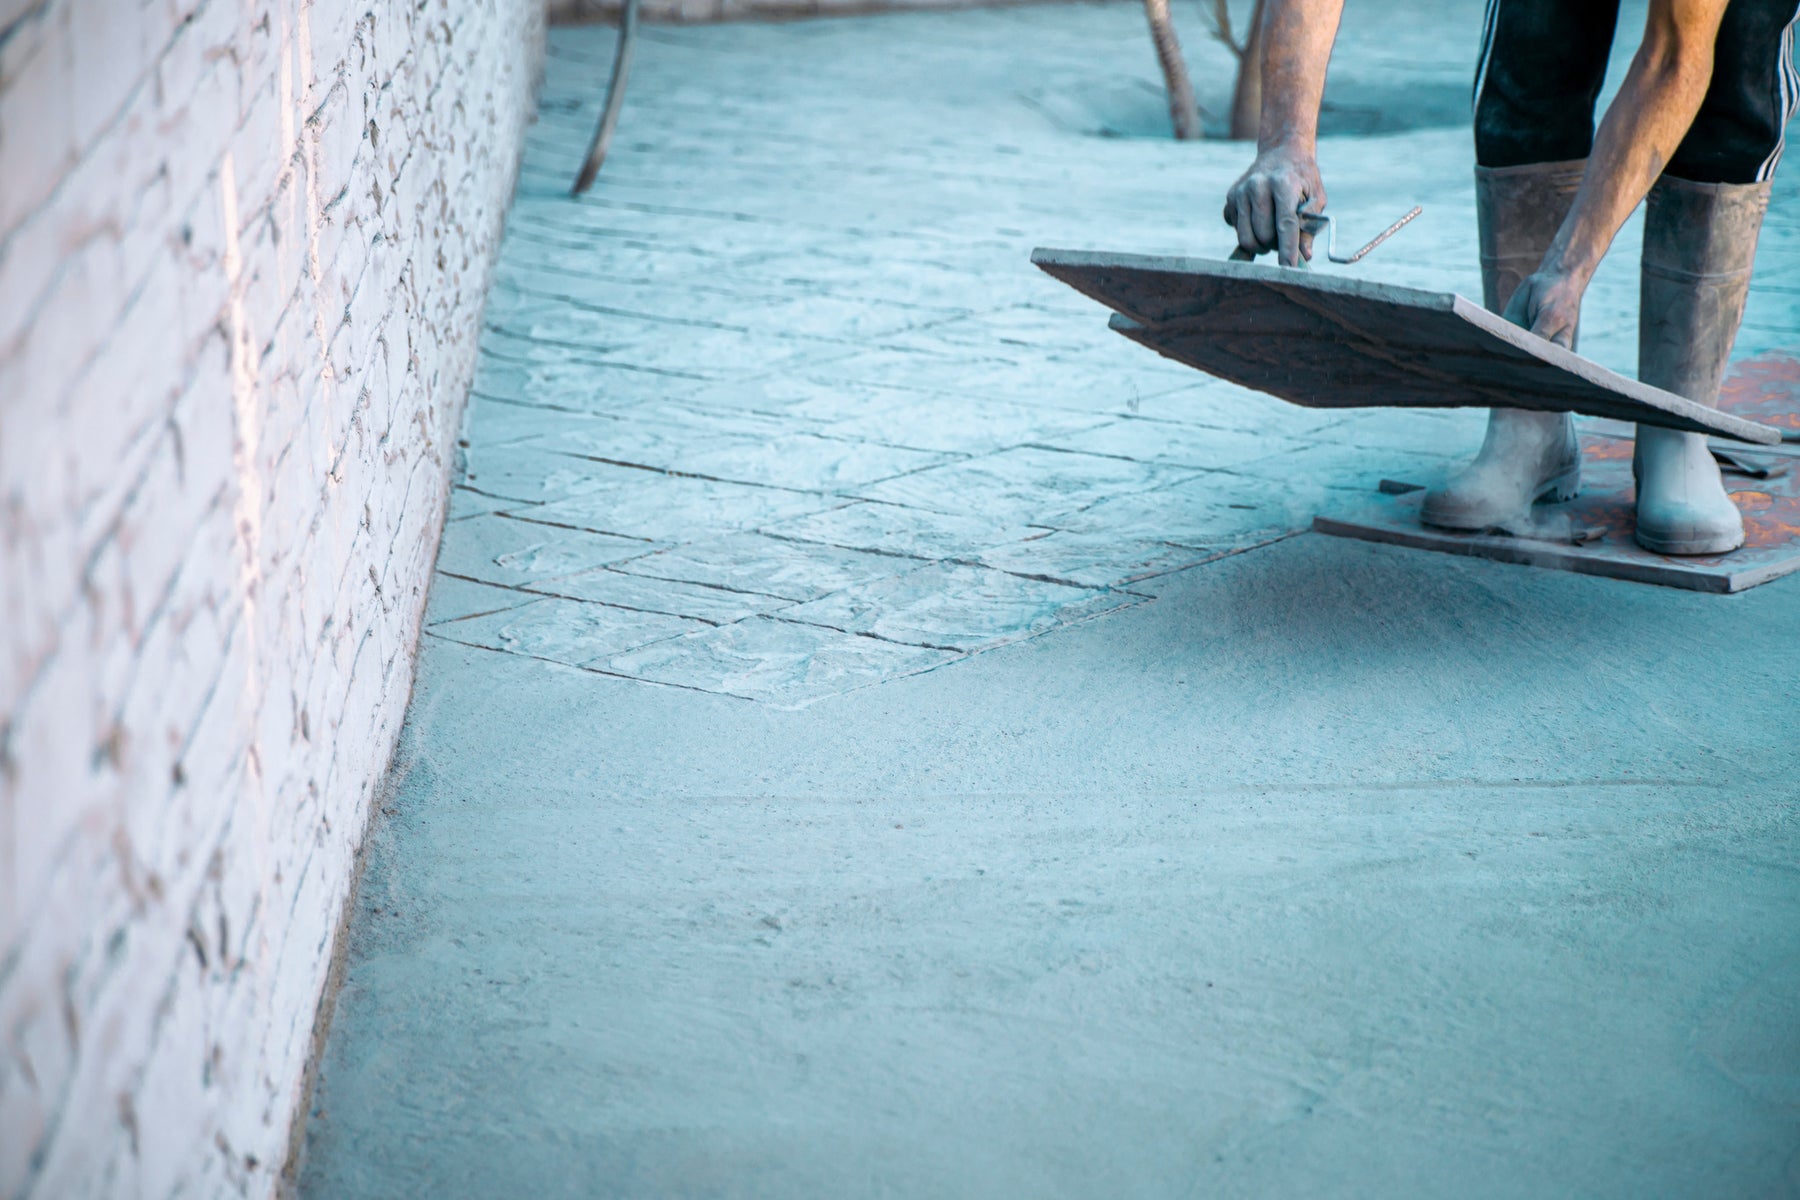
[299,3,1800,1195]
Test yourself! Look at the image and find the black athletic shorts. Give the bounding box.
[1474,0,1800,183]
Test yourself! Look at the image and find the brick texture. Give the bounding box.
[0,0,542,1194]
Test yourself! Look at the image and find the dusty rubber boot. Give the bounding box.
[1422,160,1586,532]
[1633,175,1770,555]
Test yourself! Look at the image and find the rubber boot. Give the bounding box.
[1632,175,1769,555]
[1422,160,1586,531]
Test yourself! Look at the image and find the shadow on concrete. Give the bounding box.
[1163,531,1733,696]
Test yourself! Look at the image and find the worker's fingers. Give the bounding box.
[1234,185,1264,256]
[1500,279,1537,330]
[1248,184,1278,254]
[1272,180,1305,267]
[1298,227,1315,262]
[1536,311,1577,349]
[1501,274,1579,348]
[1223,176,1254,239]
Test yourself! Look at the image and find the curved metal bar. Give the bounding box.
[572,0,641,196]
[1233,204,1423,265]
[1301,204,1423,263]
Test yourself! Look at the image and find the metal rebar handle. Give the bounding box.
[1230,203,1422,266]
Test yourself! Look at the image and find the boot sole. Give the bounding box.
[1633,528,1746,556]
[1420,466,1581,532]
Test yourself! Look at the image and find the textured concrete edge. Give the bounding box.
[273,796,378,1198]
[547,0,1126,27]
[273,704,432,1197]
[1033,247,1785,445]
[273,28,549,1196]
[1449,293,1785,445]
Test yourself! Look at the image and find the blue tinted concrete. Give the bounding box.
[305,538,1800,1198]
[299,2,1800,1195]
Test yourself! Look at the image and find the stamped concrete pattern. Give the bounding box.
[302,3,1800,1196]
[424,5,1800,707]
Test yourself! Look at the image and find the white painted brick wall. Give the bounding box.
[549,0,1092,26]
[0,0,543,1194]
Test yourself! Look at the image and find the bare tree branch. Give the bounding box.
[573,0,641,196]
[1229,0,1264,139]
[1144,0,1203,141]
[1207,0,1245,60]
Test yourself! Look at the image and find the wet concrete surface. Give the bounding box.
[299,2,1800,1195]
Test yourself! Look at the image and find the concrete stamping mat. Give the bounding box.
[1313,353,1800,593]
[1032,248,1783,445]
[1034,246,1799,591]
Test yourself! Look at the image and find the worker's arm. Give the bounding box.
[1222,0,1346,265]
[1505,0,1730,347]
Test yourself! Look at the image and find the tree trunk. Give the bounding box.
[1144,0,1202,141]
[1228,0,1265,141]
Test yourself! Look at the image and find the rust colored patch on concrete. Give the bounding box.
[1721,350,1800,439]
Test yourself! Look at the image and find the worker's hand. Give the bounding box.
[1501,269,1584,349]
[1223,146,1325,266]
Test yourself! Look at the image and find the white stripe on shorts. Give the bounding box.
[1473,0,1502,114]
[1756,1,1800,181]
